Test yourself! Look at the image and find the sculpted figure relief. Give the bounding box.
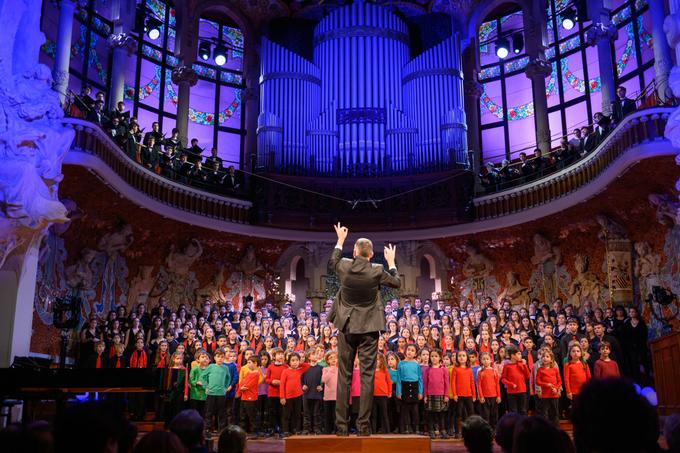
[195,266,228,304]
[498,271,531,308]
[461,244,494,279]
[568,254,605,308]
[97,223,134,257]
[167,238,203,276]
[65,248,96,290]
[127,265,156,310]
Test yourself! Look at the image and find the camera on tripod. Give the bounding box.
[53,294,82,329]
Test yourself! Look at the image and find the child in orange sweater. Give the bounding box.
[564,341,591,400]
[500,346,531,415]
[372,353,393,434]
[451,350,476,438]
[240,355,265,435]
[476,352,501,428]
[594,341,620,379]
[535,348,562,426]
[279,352,311,436]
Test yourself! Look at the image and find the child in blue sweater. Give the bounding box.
[397,344,423,434]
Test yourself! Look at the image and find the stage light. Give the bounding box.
[145,17,161,40]
[496,37,509,59]
[512,32,524,54]
[199,41,211,61]
[213,43,227,66]
[562,8,577,30]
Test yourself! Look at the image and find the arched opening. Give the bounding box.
[290,257,309,311]
[416,254,442,301]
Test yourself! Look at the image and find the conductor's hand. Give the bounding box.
[384,243,397,268]
[334,222,348,247]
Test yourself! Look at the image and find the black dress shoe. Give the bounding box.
[336,429,349,437]
[357,430,371,437]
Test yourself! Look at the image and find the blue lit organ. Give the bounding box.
[257,0,467,176]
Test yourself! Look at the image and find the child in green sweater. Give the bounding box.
[189,350,210,416]
[203,349,231,434]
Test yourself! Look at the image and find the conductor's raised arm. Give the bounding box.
[328,222,348,275]
[380,243,401,288]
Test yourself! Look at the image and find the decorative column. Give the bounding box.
[463,42,483,185]
[243,40,261,172]
[106,0,136,111]
[171,65,198,146]
[523,3,552,152]
[649,0,674,102]
[525,59,552,152]
[53,0,77,105]
[587,0,618,115]
[662,0,680,198]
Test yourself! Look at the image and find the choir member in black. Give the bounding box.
[518,152,533,180]
[189,161,208,187]
[111,101,130,125]
[224,165,241,191]
[144,122,164,147]
[581,126,597,154]
[165,128,181,152]
[593,112,611,145]
[498,159,517,187]
[479,162,499,192]
[569,128,583,155]
[553,138,573,169]
[73,85,95,117]
[611,86,636,124]
[204,147,223,170]
[95,91,106,106]
[205,161,226,189]
[107,116,127,147]
[186,138,204,164]
[86,100,109,126]
[125,123,143,161]
[177,153,193,184]
[159,144,180,178]
[141,135,160,171]
[531,148,548,175]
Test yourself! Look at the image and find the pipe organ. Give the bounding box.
[257,0,467,176]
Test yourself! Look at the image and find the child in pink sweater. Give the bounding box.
[424,349,450,439]
[321,351,338,434]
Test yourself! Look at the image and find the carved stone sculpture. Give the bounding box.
[127,265,156,310]
[97,223,134,257]
[649,193,680,227]
[569,254,605,308]
[597,214,634,305]
[461,244,494,279]
[237,244,264,276]
[498,271,531,308]
[65,248,96,289]
[152,239,203,309]
[529,233,566,303]
[195,266,228,305]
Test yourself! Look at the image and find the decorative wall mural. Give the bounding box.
[529,233,571,304]
[568,254,606,308]
[597,214,634,305]
[455,244,501,304]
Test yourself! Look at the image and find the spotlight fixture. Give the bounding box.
[199,41,211,61]
[561,7,577,30]
[512,32,524,54]
[145,16,161,40]
[495,37,509,59]
[213,43,227,66]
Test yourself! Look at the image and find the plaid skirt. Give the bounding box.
[425,395,448,412]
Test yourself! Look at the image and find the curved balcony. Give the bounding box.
[61,107,678,240]
[473,107,676,220]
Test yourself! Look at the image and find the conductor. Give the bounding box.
[328,223,401,436]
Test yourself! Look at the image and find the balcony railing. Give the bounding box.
[473,107,673,220]
[63,118,252,224]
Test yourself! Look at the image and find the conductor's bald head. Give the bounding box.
[353,238,374,259]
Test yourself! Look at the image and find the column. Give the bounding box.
[106,0,136,111]
[53,0,77,105]
[464,78,483,186]
[587,0,618,115]
[243,43,261,172]
[171,66,198,146]
[525,59,553,152]
[649,0,674,102]
[662,0,680,195]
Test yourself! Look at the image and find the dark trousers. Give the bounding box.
[447,399,458,434]
[205,395,227,432]
[257,395,268,432]
[479,399,499,427]
[282,396,302,434]
[428,410,447,433]
[324,400,336,434]
[455,397,474,431]
[336,331,378,432]
[371,396,390,433]
[226,396,235,424]
[537,398,560,426]
[400,401,419,433]
[303,398,322,433]
[507,393,528,415]
[388,395,400,433]
[189,399,205,417]
[269,396,283,434]
[240,400,258,433]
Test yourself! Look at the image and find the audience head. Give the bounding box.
[571,378,659,453]
[353,238,374,259]
[462,415,494,453]
[132,430,187,453]
[54,401,136,453]
[617,86,627,99]
[496,412,526,453]
[512,416,574,453]
[217,425,247,453]
[169,409,205,450]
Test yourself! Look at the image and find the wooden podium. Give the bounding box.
[285,434,431,453]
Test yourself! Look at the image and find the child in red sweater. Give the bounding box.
[372,353,393,434]
[451,350,476,438]
[279,352,311,436]
[594,341,620,379]
[564,341,591,400]
[535,348,562,426]
[424,349,449,439]
[240,355,265,435]
[500,346,530,415]
[476,352,501,428]
[265,348,286,437]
